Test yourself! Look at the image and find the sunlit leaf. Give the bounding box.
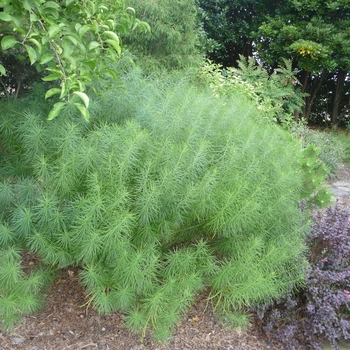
[25,45,37,65]
[40,53,54,65]
[0,64,6,76]
[45,88,61,99]
[47,102,66,120]
[105,39,121,55]
[73,102,90,122]
[0,13,13,21]
[42,73,62,81]
[1,36,18,50]
[73,91,89,108]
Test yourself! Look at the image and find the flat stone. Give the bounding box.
[329,187,350,196]
[11,336,25,344]
[332,181,350,188]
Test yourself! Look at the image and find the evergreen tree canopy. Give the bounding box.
[123,0,202,70]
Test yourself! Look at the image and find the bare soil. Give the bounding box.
[0,265,283,350]
[1,164,349,350]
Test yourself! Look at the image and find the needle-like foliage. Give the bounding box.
[0,70,328,339]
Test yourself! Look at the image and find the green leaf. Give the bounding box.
[78,25,91,38]
[45,66,61,73]
[47,102,66,120]
[22,0,32,11]
[105,39,121,55]
[62,38,74,57]
[103,31,120,43]
[25,45,37,65]
[48,25,61,39]
[0,64,6,76]
[73,103,90,122]
[0,13,13,21]
[66,55,77,70]
[40,53,54,65]
[104,69,118,80]
[42,73,62,82]
[88,41,100,50]
[43,1,60,9]
[60,82,69,99]
[30,13,39,21]
[73,91,89,108]
[45,88,61,99]
[66,0,75,6]
[1,36,18,50]
[28,38,41,51]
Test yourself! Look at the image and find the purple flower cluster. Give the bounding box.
[256,203,350,350]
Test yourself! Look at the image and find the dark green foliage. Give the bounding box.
[123,0,202,71]
[0,71,324,339]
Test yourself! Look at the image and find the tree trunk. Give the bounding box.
[331,69,346,128]
[294,70,309,120]
[302,70,326,120]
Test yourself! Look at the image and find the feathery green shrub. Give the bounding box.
[0,72,324,339]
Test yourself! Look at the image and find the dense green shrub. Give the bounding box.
[197,57,306,126]
[122,0,202,71]
[290,123,345,179]
[0,72,327,339]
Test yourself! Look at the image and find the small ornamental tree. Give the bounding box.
[0,0,149,120]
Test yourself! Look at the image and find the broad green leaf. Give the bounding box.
[78,25,91,38]
[47,102,66,120]
[88,41,100,50]
[103,31,120,43]
[22,0,32,11]
[65,34,85,52]
[105,39,121,55]
[42,35,50,46]
[43,1,60,9]
[66,55,77,70]
[126,7,136,15]
[0,64,6,76]
[106,20,115,30]
[104,69,118,80]
[98,5,109,11]
[0,13,13,21]
[65,34,79,46]
[66,0,75,6]
[77,80,86,91]
[28,38,41,50]
[25,45,37,65]
[48,25,61,39]
[73,91,89,108]
[75,23,82,32]
[30,13,39,22]
[40,53,54,65]
[1,36,18,50]
[45,66,61,73]
[83,60,97,70]
[62,38,74,57]
[60,82,69,99]
[45,88,61,99]
[42,73,62,81]
[17,55,27,61]
[73,103,90,122]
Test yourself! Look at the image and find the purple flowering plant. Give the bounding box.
[256,203,350,350]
